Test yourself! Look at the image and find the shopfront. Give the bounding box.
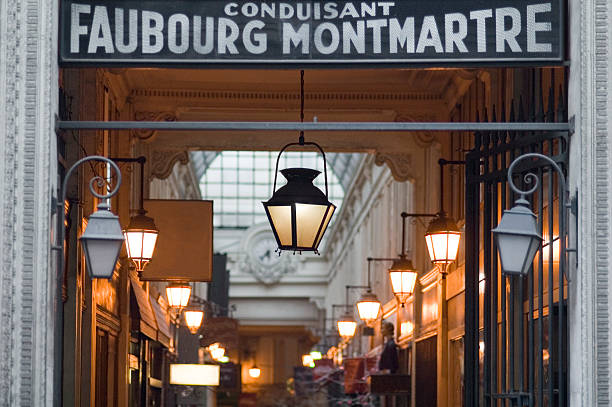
[0,0,610,406]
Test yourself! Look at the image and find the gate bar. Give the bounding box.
[56,120,573,132]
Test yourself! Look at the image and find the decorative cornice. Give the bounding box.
[374,152,414,182]
[149,150,190,181]
[132,111,177,141]
[130,89,443,102]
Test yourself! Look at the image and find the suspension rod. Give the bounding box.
[56,120,572,132]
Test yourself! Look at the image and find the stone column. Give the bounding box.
[568,0,612,404]
[0,0,59,405]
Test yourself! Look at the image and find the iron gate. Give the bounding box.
[464,84,569,406]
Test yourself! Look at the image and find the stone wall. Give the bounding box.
[0,0,58,405]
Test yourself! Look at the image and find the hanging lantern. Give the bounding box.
[80,202,125,279]
[208,343,226,361]
[424,212,461,266]
[356,290,381,326]
[388,258,418,306]
[492,198,542,276]
[166,282,191,309]
[263,167,336,253]
[336,312,358,339]
[124,210,159,272]
[263,72,335,253]
[248,365,261,378]
[183,309,204,334]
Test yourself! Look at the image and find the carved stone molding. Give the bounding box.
[132,111,177,141]
[374,152,414,182]
[149,150,190,181]
[394,114,437,148]
[130,88,443,102]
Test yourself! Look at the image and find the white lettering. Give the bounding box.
[378,2,395,16]
[361,2,376,18]
[193,16,214,54]
[323,3,339,19]
[367,19,387,53]
[283,23,310,54]
[339,3,360,19]
[218,18,239,54]
[445,13,468,53]
[527,3,552,52]
[142,11,164,54]
[389,17,415,53]
[71,3,90,53]
[314,22,340,54]
[343,21,365,54]
[280,3,295,19]
[88,6,114,53]
[168,14,189,54]
[470,9,493,52]
[297,3,311,20]
[416,16,443,53]
[496,7,522,52]
[243,20,267,54]
[115,8,138,54]
[261,3,276,18]
[242,3,258,18]
[224,3,238,16]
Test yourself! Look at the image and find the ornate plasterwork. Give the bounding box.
[132,111,177,141]
[394,114,437,148]
[149,150,190,180]
[374,152,414,182]
[238,225,299,285]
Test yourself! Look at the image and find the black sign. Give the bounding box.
[60,0,564,67]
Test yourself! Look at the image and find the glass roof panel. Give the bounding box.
[198,151,349,228]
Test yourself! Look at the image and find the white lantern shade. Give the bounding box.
[184,309,204,334]
[248,366,261,378]
[80,205,125,279]
[492,200,542,276]
[388,258,418,305]
[263,168,335,252]
[356,291,381,326]
[424,214,461,265]
[166,283,191,309]
[337,313,358,339]
[123,212,159,272]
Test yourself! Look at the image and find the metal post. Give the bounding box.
[51,156,122,407]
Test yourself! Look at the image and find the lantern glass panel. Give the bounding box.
[495,233,540,275]
[184,310,204,334]
[425,231,461,264]
[249,367,261,378]
[337,319,357,338]
[389,270,417,303]
[356,300,381,324]
[166,285,191,308]
[295,203,329,247]
[82,238,122,279]
[314,205,335,248]
[267,205,292,246]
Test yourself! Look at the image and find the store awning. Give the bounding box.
[150,296,172,348]
[129,277,158,341]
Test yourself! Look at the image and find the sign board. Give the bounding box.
[140,200,213,282]
[60,0,564,67]
[199,317,240,349]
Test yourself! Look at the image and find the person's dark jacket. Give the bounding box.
[379,338,399,373]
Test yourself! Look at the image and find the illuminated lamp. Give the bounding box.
[336,312,357,339]
[166,282,191,309]
[356,290,381,326]
[183,309,204,334]
[424,212,461,267]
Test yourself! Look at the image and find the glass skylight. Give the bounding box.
[199,151,345,228]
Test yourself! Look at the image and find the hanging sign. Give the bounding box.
[60,0,564,67]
